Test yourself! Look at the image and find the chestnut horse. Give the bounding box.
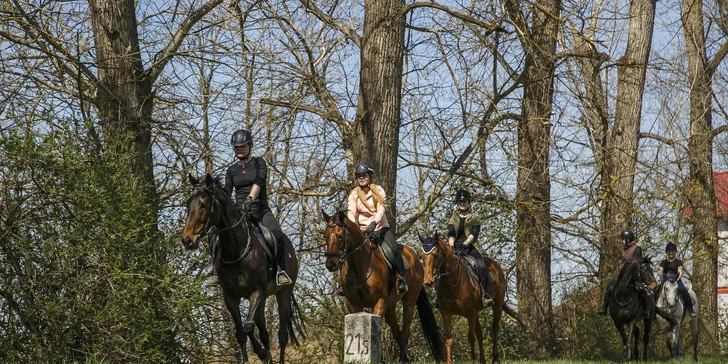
[418,232,521,364]
[322,210,446,363]
[181,174,304,363]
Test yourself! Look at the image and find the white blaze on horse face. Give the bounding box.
[665,281,679,307]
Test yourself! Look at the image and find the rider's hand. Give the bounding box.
[364,222,376,236]
[242,196,253,214]
[448,237,455,247]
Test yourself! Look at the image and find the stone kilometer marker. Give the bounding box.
[344,312,381,363]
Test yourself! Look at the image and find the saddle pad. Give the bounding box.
[380,244,410,272]
[462,256,496,285]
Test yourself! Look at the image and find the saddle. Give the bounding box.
[247,218,278,262]
[461,255,495,287]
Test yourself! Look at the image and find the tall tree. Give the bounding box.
[597,0,656,277]
[682,0,728,342]
[505,0,560,350]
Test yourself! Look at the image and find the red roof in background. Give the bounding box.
[684,171,728,219]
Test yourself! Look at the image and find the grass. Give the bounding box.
[401,355,728,364]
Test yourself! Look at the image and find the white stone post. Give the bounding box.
[344,312,381,363]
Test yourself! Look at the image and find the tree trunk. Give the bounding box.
[598,0,656,278]
[89,0,158,235]
[507,0,559,351]
[682,0,719,343]
[353,0,405,224]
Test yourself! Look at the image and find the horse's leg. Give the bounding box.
[276,288,294,364]
[243,290,267,360]
[633,325,640,361]
[690,317,698,362]
[253,300,271,363]
[626,321,635,360]
[222,294,249,363]
[490,292,503,364]
[466,313,477,361]
[399,295,417,364]
[440,310,454,364]
[474,316,486,364]
[383,307,403,361]
[642,319,651,361]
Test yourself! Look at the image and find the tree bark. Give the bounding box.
[598,0,656,278]
[682,0,719,343]
[353,0,405,224]
[506,0,559,351]
[89,0,158,234]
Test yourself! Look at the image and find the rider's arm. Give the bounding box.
[346,190,358,223]
[632,246,643,261]
[372,185,387,224]
[464,224,481,246]
[447,215,457,246]
[249,158,266,199]
[677,265,683,281]
[657,266,664,281]
[224,166,234,196]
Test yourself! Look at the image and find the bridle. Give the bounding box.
[323,220,373,270]
[615,260,652,307]
[189,185,251,265]
[422,242,463,288]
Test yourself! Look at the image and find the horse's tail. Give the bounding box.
[697,316,720,348]
[416,289,447,363]
[287,295,306,346]
[654,307,678,335]
[503,304,526,328]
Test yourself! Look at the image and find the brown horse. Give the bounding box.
[181,174,304,363]
[322,210,446,363]
[418,232,521,363]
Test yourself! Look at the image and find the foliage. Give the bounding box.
[0,123,207,362]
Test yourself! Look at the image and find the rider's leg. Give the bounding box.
[380,228,408,293]
[261,211,292,285]
[596,276,618,315]
[468,248,494,307]
[678,280,696,317]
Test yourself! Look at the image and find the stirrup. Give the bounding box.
[482,294,494,308]
[276,270,292,286]
[596,306,607,316]
[690,310,698,318]
[397,277,408,294]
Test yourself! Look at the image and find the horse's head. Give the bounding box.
[662,278,679,308]
[181,174,220,249]
[619,255,657,288]
[322,210,358,272]
[418,232,442,285]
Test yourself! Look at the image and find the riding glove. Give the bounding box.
[242,196,253,214]
[364,222,376,237]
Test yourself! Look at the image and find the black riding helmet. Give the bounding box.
[665,242,677,252]
[231,130,253,147]
[619,229,635,242]
[455,189,472,202]
[354,164,375,176]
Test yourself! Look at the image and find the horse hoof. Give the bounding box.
[258,348,271,362]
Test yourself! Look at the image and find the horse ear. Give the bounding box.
[204,173,215,188]
[434,231,439,241]
[321,209,331,223]
[188,174,199,186]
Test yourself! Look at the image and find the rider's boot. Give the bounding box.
[480,280,494,308]
[275,238,292,286]
[395,251,408,294]
[596,286,611,316]
[687,293,698,317]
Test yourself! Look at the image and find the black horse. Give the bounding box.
[608,255,676,361]
[181,174,304,363]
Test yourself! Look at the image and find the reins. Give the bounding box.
[434,247,464,289]
[324,221,378,286]
[193,185,252,265]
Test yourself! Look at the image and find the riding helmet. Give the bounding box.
[231,130,253,147]
[354,164,375,176]
[665,242,677,252]
[455,189,472,202]
[619,229,635,242]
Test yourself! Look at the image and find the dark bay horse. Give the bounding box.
[418,232,522,363]
[181,174,304,363]
[609,255,675,361]
[322,210,446,363]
